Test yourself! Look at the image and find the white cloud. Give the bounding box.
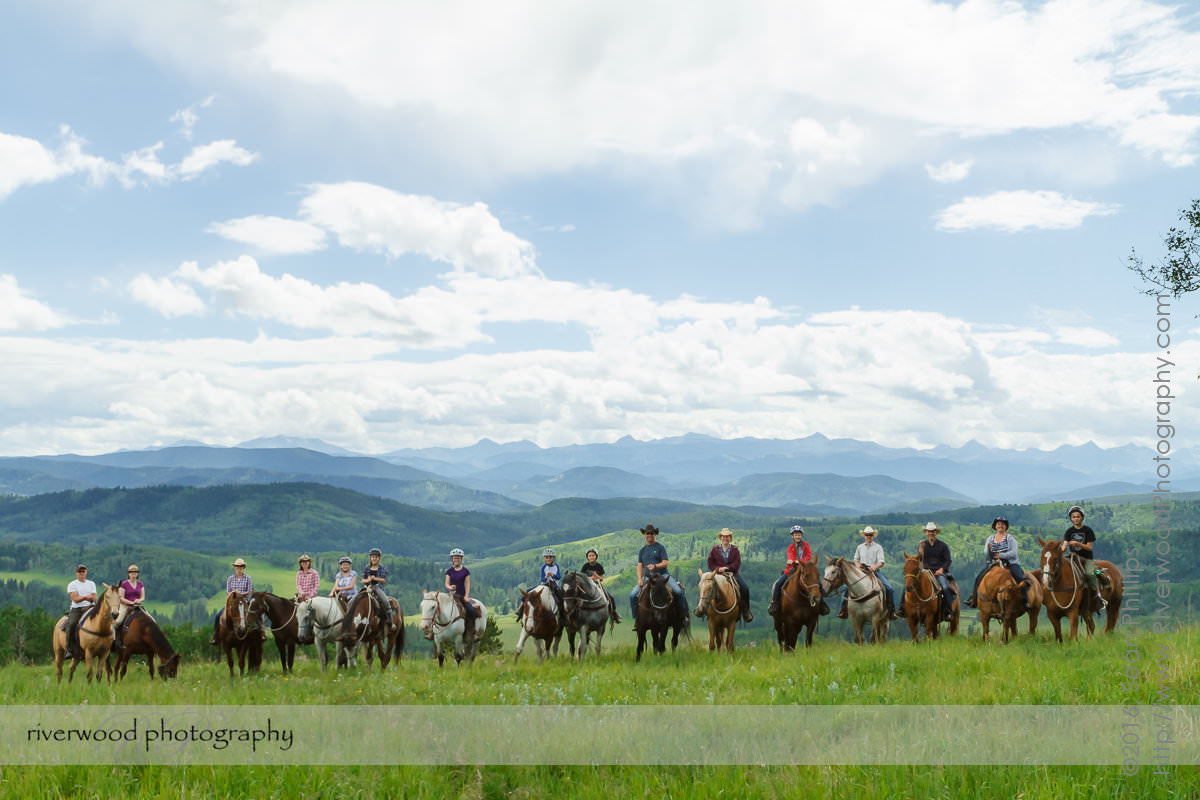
[924,159,973,183]
[206,215,328,254]
[177,139,259,178]
[300,182,539,278]
[128,271,208,317]
[0,275,73,331]
[170,95,215,140]
[935,190,1119,232]
[1054,326,1120,348]
[0,127,111,200]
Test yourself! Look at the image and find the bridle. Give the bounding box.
[421,591,463,637]
[903,560,937,603]
[698,572,738,615]
[1041,548,1081,610]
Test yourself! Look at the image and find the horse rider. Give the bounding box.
[837,526,898,620]
[360,548,396,629]
[295,554,319,643]
[329,556,357,607]
[965,517,1030,608]
[445,547,479,639]
[897,522,956,621]
[769,524,829,616]
[114,563,146,653]
[1063,505,1106,611]
[539,548,567,626]
[209,557,261,644]
[628,524,689,628]
[63,564,97,660]
[707,528,753,623]
[580,547,621,623]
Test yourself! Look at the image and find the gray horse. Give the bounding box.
[560,570,611,659]
[821,557,890,644]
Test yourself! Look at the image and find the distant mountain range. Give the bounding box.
[3,432,1192,515]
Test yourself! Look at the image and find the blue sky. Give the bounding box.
[1,0,1198,456]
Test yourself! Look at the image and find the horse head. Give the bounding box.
[695,569,714,616]
[225,591,251,633]
[902,553,922,591]
[295,597,313,629]
[418,589,440,640]
[820,557,845,596]
[158,653,181,679]
[1037,536,1061,590]
[100,583,124,623]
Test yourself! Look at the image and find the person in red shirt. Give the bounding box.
[706,528,753,623]
[768,525,828,616]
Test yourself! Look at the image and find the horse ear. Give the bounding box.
[903,552,910,559]
[102,582,111,590]
[697,568,703,578]
[520,588,529,597]
[1037,537,1047,546]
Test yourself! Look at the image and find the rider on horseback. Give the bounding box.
[295,555,319,643]
[706,528,753,623]
[361,548,396,630]
[769,525,828,616]
[540,548,567,627]
[64,565,96,660]
[580,548,621,623]
[209,558,262,644]
[897,523,956,621]
[329,556,357,607]
[837,526,898,620]
[1063,505,1106,612]
[445,548,479,639]
[114,564,145,653]
[966,517,1030,609]
[628,524,688,630]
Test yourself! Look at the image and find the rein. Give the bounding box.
[904,566,937,603]
[1042,551,1082,611]
[701,573,738,615]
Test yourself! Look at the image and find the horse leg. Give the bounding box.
[1049,611,1063,644]
[981,615,990,643]
[1068,610,1079,642]
[725,620,735,652]
[907,612,919,643]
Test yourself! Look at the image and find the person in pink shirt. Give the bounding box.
[295,554,320,644]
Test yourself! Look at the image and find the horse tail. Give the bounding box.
[394,620,405,661]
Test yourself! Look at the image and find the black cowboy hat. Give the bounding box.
[640,524,659,536]
[991,516,1009,529]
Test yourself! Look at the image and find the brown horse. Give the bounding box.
[1037,538,1124,641]
[901,553,950,642]
[995,572,1043,642]
[113,608,181,680]
[975,565,1036,643]
[218,591,263,676]
[771,559,822,651]
[634,572,685,661]
[248,591,305,673]
[514,584,563,662]
[337,590,404,669]
[53,584,122,684]
[695,569,740,652]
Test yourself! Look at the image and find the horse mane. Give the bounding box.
[146,617,176,656]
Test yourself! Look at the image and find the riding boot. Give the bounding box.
[609,597,622,624]
[819,599,830,615]
[965,592,977,609]
[113,631,124,652]
[767,583,780,616]
[886,598,899,621]
[464,615,476,640]
[836,602,848,619]
[208,623,219,646]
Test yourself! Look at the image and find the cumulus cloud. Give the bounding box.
[127,271,208,317]
[300,182,539,277]
[0,275,74,331]
[170,95,215,139]
[935,190,1119,232]
[924,159,973,183]
[206,215,327,254]
[177,140,259,178]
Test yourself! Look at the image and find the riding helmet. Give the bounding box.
[450,547,465,557]
[368,547,382,557]
[1068,505,1084,517]
[543,548,556,557]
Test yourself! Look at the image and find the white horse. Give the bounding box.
[822,557,890,644]
[560,571,610,660]
[418,590,487,667]
[514,584,562,663]
[296,596,356,670]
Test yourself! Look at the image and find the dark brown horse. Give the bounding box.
[218,591,263,676]
[113,607,181,680]
[1037,538,1125,641]
[247,591,303,673]
[901,553,959,641]
[771,559,822,651]
[337,590,404,669]
[995,572,1043,642]
[635,572,685,661]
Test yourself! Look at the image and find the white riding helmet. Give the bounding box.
[449,548,465,557]
[543,548,556,557]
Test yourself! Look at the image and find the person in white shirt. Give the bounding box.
[64,564,97,659]
[836,526,898,621]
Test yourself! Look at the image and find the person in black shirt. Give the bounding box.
[1062,505,1105,611]
[581,547,621,623]
[915,522,955,620]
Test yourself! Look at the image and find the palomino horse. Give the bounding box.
[53,583,123,684]
[1037,538,1125,642]
[772,559,822,651]
[996,572,1043,643]
[337,590,404,669]
[514,584,562,663]
[560,571,610,659]
[821,558,889,644]
[419,590,488,667]
[975,565,1038,643]
[900,553,959,642]
[296,596,355,670]
[695,569,740,652]
[218,591,263,676]
[112,607,181,680]
[634,572,686,661]
[248,591,304,673]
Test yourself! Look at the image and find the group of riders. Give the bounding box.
[59,505,1106,657]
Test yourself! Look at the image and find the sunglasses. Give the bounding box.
[128,571,139,574]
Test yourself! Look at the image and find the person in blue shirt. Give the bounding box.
[360,547,396,628]
[628,524,688,628]
[539,548,566,626]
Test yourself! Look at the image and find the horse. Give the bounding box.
[560,570,611,659]
[1037,538,1122,642]
[771,558,822,651]
[900,553,959,642]
[217,590,263,676]
[514,584,562,663]
[296,596,356,670]
[418,590,487,667]
[821,557,889,644]
[995,571,1043,643]
[695,569,740,652]
[634,572,686,661]
[112,607,181,680]
[53,583,123,684]
[974,564,1037,643]
[337,589,404,669]
[248,591,305,673]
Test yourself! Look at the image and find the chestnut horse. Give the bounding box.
[1038,538,1125,642]
[901,553,958,642]
[975,565,1038,643]
[218,591,263,676]
[113,608,181,680]
[771,559,822,651]
[53,583,123,684]
[996,573,1043,643]
[695,569,740,652]
[514,584,563,663]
